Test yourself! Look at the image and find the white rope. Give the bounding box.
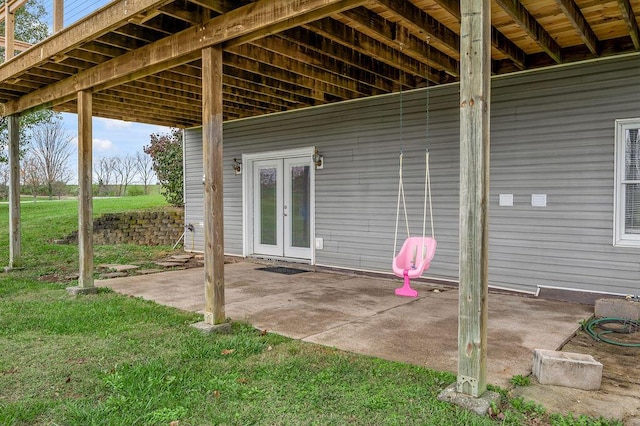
[394,155,402,256]
[422,151,428,244]
[426,150,434,239]
[421,150,435,258]
[393,153,411,256]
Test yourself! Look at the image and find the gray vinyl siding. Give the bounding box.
[183,128,244,255]
[184,54,640,296]
[183,129,204,252]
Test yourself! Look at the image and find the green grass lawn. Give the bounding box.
[0,196,623,425]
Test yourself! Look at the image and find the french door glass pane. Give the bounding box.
[625,183,640,234]
[290,165,310,248]
[260,167,277,245]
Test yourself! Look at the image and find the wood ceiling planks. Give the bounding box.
[0,0,637,126]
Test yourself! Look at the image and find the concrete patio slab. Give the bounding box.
[97,261,592,390]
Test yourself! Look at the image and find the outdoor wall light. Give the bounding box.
[312,149,323,169]
[232,158,242,175]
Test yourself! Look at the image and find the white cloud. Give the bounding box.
[95,117,133,129]
[93,138,114,151]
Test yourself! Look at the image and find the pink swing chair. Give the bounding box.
[393,237,437,297]
[392,150,437,297]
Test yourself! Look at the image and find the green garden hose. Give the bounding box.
[583,317,640,347]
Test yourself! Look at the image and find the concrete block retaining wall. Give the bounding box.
[59,208,184,246]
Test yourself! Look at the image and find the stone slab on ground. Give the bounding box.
[97,264,140,272]
[170,254,194,261]
[100,272,129,279]
[533,349,602,390]
[98,263,119,269]
[155,261,186,267]
[113,265,140,272]
[595,298,640,320]
[165,258,190,264]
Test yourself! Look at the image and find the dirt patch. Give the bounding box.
[512,327,640,422]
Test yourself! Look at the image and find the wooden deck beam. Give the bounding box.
[0,0,167,74]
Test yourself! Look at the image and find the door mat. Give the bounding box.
[256,266,309,275]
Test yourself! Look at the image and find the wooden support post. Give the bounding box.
[4,2,14,59]
[77,90,94,290]
[457,0,491,398]
[202,45,225,325]
[53,0,64,33]
[8,114,20,269]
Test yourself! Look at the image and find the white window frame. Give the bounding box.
[614,118,640,247]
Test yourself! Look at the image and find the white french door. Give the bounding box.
[251,154,313,260]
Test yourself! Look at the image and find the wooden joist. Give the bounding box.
[249,36,395,93]
[308,18,442,83]
[339,6,459,76]
[373,0,460,55]
[429,0,526,69]
[493,0,563,63]
[282,27,418,87]
[616,0,640,50]
[0,0,636,126]
[554,0,599,56]
[2,0,368,116]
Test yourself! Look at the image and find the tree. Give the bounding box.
[29,119,73,199]
[144,129,183,207]
[0,0,55,162]
[21,153,43,200]
[0,161,9,199]
[135,151,155,194]
[94,156,117,196]
[113,154,137,196]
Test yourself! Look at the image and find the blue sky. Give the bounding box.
[61,113,170,159]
